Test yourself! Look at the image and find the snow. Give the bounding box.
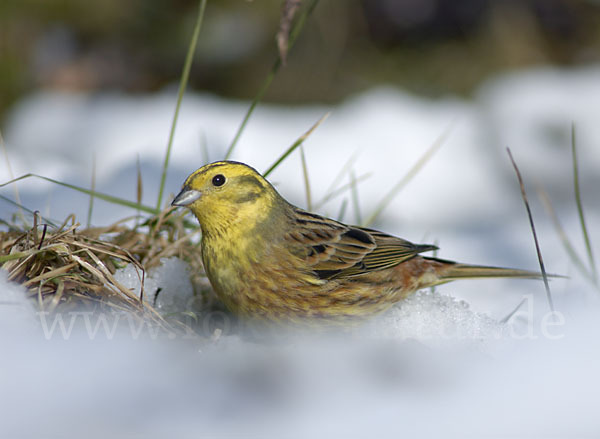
[0,269,37,331]
[1,282,600,437]
[1,64,600,437]
[113,257,195,313]
[370,290,506,344]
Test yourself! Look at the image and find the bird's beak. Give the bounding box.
[171,186,202,207]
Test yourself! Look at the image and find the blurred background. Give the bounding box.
[1,0,599,121]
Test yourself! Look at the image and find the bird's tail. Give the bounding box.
[424,256,550,285]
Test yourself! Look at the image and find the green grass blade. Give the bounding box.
[136,154,143,227]
[1,174,159,215]
[224,0,320,160]
[337,198,348,222]
[507,147,554,313]
[156,0,207,210]
[323,152,359,196]
[86,154,96,228]
[314,152,359,208]
[0,251,32,263]
[300,145,312,210]
[537,184,594,283]
[314,172,372,209]
[0,194,58,228]
[225,66,277,161]
[500,298,527,324]
[362,124,452,227]
[0,129,26,226]
[263,112,329,178]
[350,170,361,224]
[200,131,210,165]
[571,123,597,284]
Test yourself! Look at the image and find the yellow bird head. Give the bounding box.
[172,161,286,236]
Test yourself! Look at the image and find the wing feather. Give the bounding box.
[287,208,437,279]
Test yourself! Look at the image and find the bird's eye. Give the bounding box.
[212,174,226,187]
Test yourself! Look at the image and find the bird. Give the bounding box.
[172,160,543,325]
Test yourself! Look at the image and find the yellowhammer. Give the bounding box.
[172,161,541,324]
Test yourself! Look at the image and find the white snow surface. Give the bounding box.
[1,65,600,437]
[113,257,194,313]
[0,269,37,331]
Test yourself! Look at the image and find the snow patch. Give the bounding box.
[0,268,37,330]
[390,290,504,340]
[365,290,505,348]
[113,257,194,313]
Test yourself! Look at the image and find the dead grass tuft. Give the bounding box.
[0,207,214,335]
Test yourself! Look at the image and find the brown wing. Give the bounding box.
[286,208,437,280]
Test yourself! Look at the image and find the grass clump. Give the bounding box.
[0,208,213,336]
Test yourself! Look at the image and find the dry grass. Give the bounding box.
[0,207,214,336]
